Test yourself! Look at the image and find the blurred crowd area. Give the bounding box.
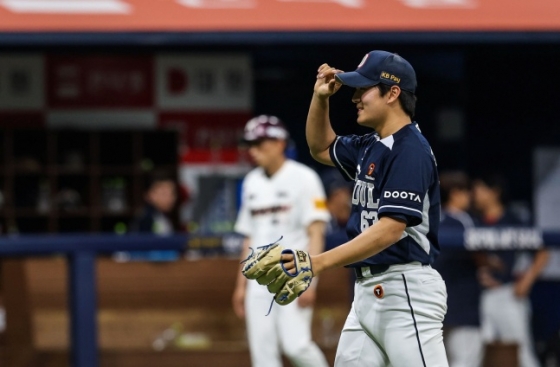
[433,171,560,367]
[0,44,558,367]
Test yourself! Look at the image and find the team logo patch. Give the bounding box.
[373,284,384,299]
[358,54,369,68]
[367,163,376,176]
[314,198,327,210]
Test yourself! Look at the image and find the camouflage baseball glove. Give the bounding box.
[241,238,314,306]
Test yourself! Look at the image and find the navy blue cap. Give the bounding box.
[335,50,417,93]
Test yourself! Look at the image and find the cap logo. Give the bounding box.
[357,54,369,68]
[380,71,400,84]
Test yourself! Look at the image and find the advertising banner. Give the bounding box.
[0,0,558,32]
[47,56,154,108]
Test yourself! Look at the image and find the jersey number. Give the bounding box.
[360,210,378,232]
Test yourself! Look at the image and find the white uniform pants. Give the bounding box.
[335,263,449,367]
[480,284,541,367]
[446,326,483,367]
[245,289,329,367]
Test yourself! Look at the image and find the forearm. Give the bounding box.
[520,249,550,285]
[312,217,406,276]
[307,221,327,288]
[306,93,337,160]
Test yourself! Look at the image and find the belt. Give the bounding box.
[353,265,391,279]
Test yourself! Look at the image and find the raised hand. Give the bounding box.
[314,63,343,98]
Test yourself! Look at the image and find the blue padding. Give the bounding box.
[1,31,560,46]
[0,233,187,256]
[0,230,558,257]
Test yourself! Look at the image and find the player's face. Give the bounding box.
[451,188,471,211]
[352,85,388,128]
[147,181,177,213]
[247,139,285,168]
[472,181,499,211]
[328,187,352,225]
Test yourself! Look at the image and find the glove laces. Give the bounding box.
[239,236,283,265]
[239,236,283,316]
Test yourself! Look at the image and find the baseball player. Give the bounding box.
[433,171,483,367]
[231,115,330,367]
[281,50,448,366]
[472,174,549,367]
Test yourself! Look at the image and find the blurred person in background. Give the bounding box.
[321,168,352,244]
[231,115,330,367]
[132,172,177,234]
[116,172,179,262]
[433,170,483,367]
[472,174,550,367]
[321,167,354,301]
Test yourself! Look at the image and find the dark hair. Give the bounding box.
[439,171,470,204]
[377,83,417,118]
[145,171,175,192]
[321,168,352,198]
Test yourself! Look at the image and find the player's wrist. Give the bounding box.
[310,254,325,277]
[313,91,330,102]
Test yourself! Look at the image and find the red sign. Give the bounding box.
[0,0,558,32]
[160,112,250,148]
[47,56,153,108]
[159,112,252,163]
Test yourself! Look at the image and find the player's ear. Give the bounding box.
[387,85,401,104]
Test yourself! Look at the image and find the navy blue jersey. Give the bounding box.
[329,123,440,266]
[433,210,481,327]
[475,209,524,284]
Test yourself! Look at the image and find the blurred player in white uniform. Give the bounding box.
[232,115,330,367]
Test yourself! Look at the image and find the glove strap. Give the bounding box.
[280,249,299,277]
[265,297,275,316]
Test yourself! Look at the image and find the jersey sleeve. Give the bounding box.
[298,170,331,227]
[234,178,252,237]
[329,135,364,181]
[377,146,435,227]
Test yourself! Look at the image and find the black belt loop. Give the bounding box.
[354,265,390,279]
